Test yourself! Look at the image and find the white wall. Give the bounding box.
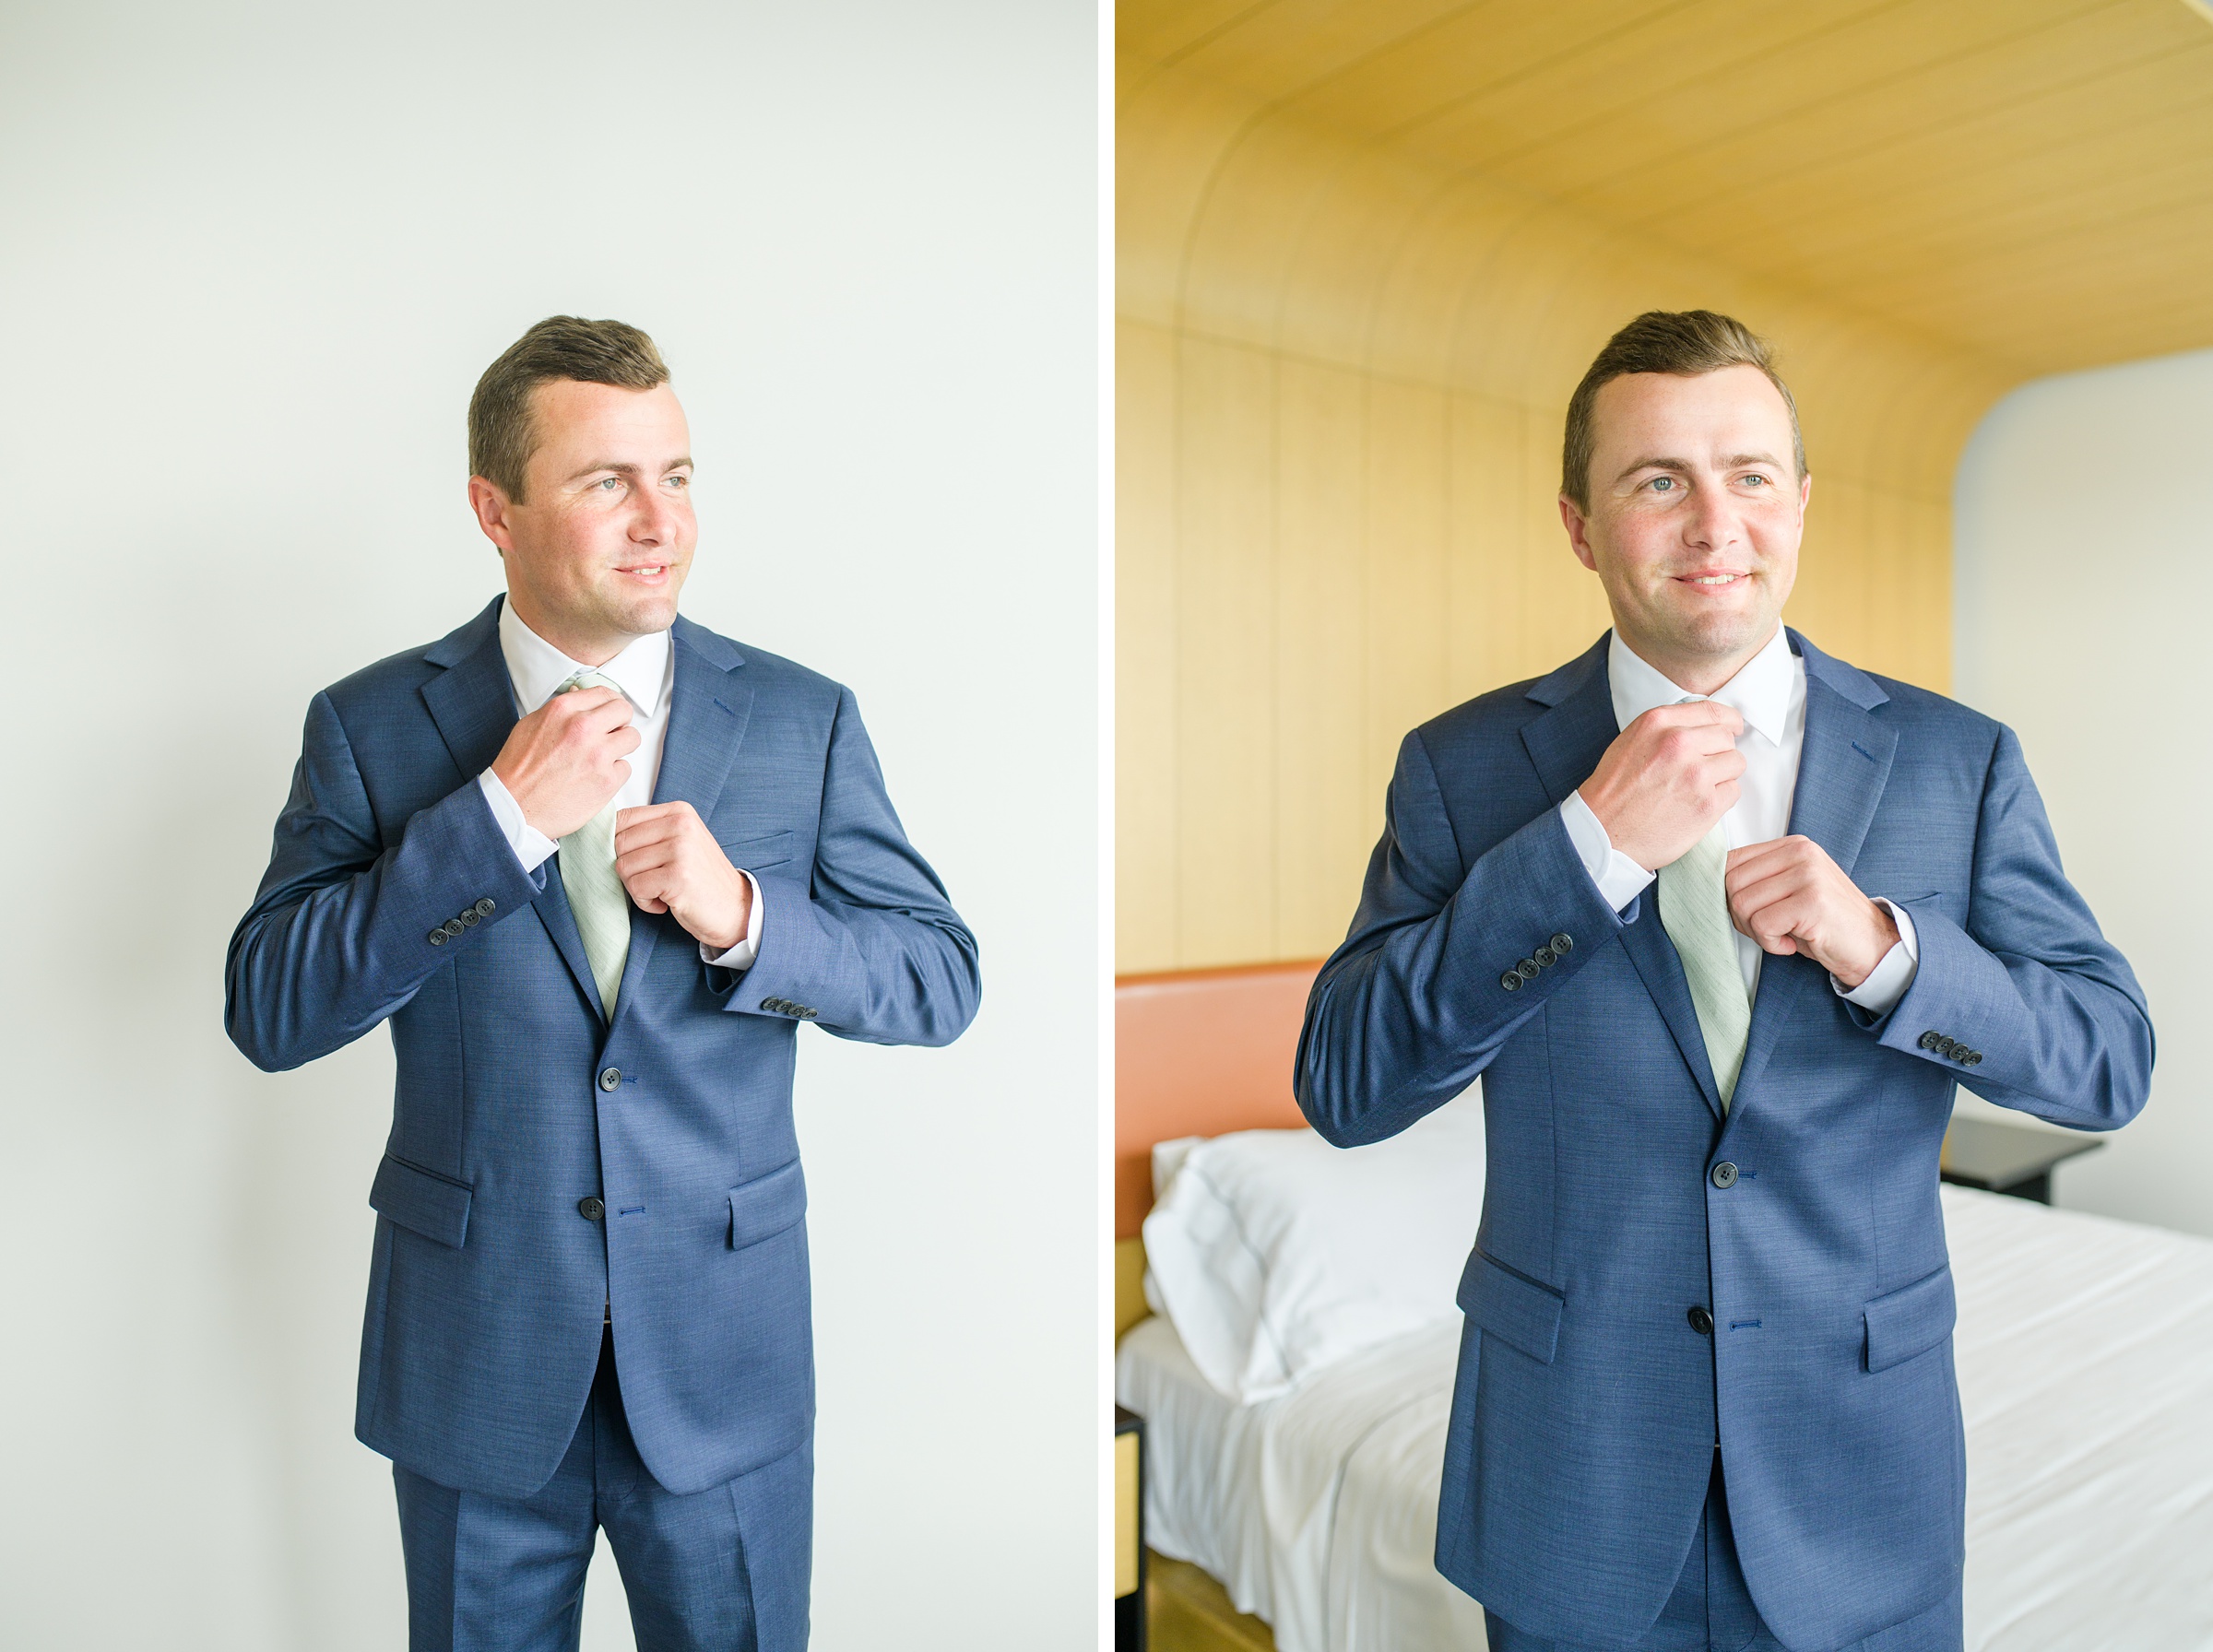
[1954,348,2212,1240]
[0,3,1095,1646]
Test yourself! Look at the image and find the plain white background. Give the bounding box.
[1953,348,2209,1241]
[0,2,1096,1646]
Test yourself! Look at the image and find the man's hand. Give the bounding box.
[1577,702,1747,871]
[1724,836,1899,987]
[491,688,638,840]
[614,802,752,953]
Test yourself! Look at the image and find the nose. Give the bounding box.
[1681,482,1740,551]
[631,483,684,548]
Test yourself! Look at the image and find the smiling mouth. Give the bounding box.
[617,564,669,579]
[1677,572,1748,587]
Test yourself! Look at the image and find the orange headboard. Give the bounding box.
[1114,960,1322,1238]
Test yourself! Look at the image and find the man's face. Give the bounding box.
[1560,365,1808,677]
[478,379,697,653]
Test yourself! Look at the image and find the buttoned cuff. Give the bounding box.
[477,770,559,873]
[1834,899,1919,1014]
[1559,791,1656,914]
[699,870,764,970]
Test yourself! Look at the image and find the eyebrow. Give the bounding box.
[1613,452,1784,485]
[563,455,695,483]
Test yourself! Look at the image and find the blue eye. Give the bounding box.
[1743,474,1767,488]
[1651,476,1675,492]
[598,477,621,491]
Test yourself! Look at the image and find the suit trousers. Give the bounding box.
[394,1328,811,1652]
[1482,1453,1963,1652]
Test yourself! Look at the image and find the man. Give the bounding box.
[227,316,979,1651]
[1295,311,2150,1652]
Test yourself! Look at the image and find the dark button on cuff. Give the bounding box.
[1687,1305,1714,1335]
[1919,1031,1941,1051]
[428,929,447,947]
[1964,1052,1982,1067]
[1710,1162,1738,1189]
[799,1007,817,1020]
[443,918,467,938]
[578,1197,605,1221]
[1516,959,1541,982]
[1499,973,1521,992]
[459,909,479,927]
[1550,933,1573,954]
[598,1067,621,1092]
[1533,944,1556,968]
[474,897,496,917]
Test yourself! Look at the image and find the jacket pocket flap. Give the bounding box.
[370,1154,472,1249]
[717,829,797,872]
[729,1160,807,1250]
[1864,1266,1956,1373]
[1457,1249,1563,1365]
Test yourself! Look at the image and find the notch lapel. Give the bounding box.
[1728,636,1898,1115]
[419,596,605,1019]
[608,622,754,1019]
[1520,636,1725,1120]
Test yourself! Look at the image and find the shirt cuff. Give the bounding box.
[700,870,764,970]
[1835,899,1919,1014]
[478,770,559,873]
[1560,792,1656,914]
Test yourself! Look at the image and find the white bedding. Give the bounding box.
[1117,1186,2213,1651]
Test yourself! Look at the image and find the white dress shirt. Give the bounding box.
[475,600,763,971]
[1557,626,1917,1014]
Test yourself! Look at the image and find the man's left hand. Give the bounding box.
[1724,836,1899,989]
[614,802,752,953]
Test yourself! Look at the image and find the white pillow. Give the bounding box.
[1141,1084,1485,1403]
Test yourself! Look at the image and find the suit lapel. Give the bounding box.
[420,596,605,1019]
[1521,636,1726,1120]
[608,622,754,1020]
[1728,635,1898,1114]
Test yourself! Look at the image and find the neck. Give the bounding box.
[503,585,638,668]
[1615,621,1780,698]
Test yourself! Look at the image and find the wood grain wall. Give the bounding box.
[1117,57,2016,974]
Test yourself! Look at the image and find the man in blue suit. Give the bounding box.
[1296,310,2150,1652]
[227,316,979,1651]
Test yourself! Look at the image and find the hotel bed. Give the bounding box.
[1115,964,2213,1652]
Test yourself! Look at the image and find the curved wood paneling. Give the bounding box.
[1118,56,2013,971]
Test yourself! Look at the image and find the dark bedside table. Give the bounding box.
[1116,1405,1146,1651]
[1941,1115,2102,1205]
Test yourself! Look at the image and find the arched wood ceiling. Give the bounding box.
[1122,0,2213,376]
[1115,0,2213,970]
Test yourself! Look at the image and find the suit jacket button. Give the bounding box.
[1550,933,1573,953]
[1688,1305,1714,1335]
[1533,945,1556,967]
[1965,1052,1982,1067]
[1919,1031,1941,1051]
[578,1197,605,1221]
[1710,1162,1738,1189]
[598,1067,621,1092]
[761,997,786,1013]
[1517,959,1540,982]
[1500,973,1521,992]
[428,929,447,947]
[474,897,496,917]
[443,918,467,938]
[459,909,479,926]
[799,1008,817,1020]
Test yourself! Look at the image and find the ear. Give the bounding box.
[468,476,517,554]
[1558,494,1599,572]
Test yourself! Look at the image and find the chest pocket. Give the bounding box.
[717,829,798,874]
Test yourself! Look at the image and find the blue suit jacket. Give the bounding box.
[227,597,978,1517]
[1295,631,2149,1649]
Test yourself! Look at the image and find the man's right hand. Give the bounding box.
[490,687,638,840]
[1576,701,1746,871]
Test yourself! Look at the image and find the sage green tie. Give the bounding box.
[1658,821,1752,1111]
[553,671,631,1020]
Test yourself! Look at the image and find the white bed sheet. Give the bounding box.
[1117,1186,2213,1651]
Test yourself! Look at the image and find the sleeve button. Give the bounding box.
[428,929,446,947]
[475,897,496,917]
[1550,933,1573,953]
[1516,959,1541,982]
[1500,973,1521,992]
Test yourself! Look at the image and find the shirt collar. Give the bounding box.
[1606,623,1799,747]
[496,596,671,720]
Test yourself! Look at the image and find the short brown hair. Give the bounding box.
[468,315,669,501]
[1560,310,1805,510]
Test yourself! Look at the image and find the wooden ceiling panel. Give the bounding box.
[1119,0,2213,379]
